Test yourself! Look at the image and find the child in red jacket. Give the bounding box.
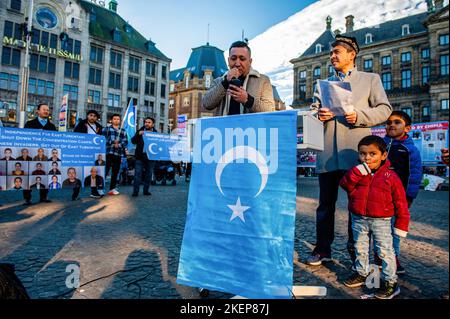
[340,135,410,299]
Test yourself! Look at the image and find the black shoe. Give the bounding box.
[143,192,152,196]
[23,201,32,206]
[40,199,52,203]
[375,281,400,299]
[132,193,138,197]
[306,253,332,266]
[72,197,80,201]
[344,273,367,288]
[396,264,406,275]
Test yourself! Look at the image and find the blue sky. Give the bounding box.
[117,0,318,69]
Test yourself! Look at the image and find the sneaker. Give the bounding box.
[396,258,406,275]
[40,199,52,203]
[306,253,332,266]
[344,273,367,288]
[143,192,152,196]
[72,197,80,201]
[98,190,105,196]
[90,194,102,199]
[375,281,400,299]
[108,189,120,196]
[23,201,32,206]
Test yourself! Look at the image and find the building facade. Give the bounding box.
[291,1,449,123]
[0,0,171,132]
[169,43,285,132]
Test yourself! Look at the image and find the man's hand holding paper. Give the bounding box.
[317,80,355,121]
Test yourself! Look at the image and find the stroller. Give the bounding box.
[152,161,177,186]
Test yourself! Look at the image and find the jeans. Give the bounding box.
[105,154,122,191]
[391,217,401,257]
[23,189,48,202]
[313,171,355,261]
[133,160,154,194]
[352,213,397,283]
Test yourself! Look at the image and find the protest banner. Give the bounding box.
[177,111,297,299]
[0,127,106,191]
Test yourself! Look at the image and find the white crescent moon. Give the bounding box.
[93,137,101,145]
[148,143,158,155]
[127,112,135,127]
[215,146,268,198]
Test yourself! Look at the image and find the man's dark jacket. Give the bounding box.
[131,126,157,161]
[74,119,103,134]
[24,118,57,131]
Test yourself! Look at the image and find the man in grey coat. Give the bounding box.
[307,35,393,266]
[202,41,275,116]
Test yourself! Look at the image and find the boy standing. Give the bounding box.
[340,136,410,299]
[384,111,422,274]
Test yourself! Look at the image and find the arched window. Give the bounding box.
[315,44,322,54]
[365,33,373,44]
[402,24,410,36]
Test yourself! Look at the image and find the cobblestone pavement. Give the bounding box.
[0,177,448,299]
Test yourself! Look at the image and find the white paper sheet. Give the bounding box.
[317,80,354,116]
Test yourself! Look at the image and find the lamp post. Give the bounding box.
[18,0,34,128]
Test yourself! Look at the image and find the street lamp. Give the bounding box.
[18,0,34,128]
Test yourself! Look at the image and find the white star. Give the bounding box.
[228,197,251,223]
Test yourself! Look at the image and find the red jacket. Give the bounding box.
[340,160,410,237]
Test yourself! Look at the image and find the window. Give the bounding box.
[41,31,49,47]
[161,65,167,80]
[46,81,54,97]
[110,51,122,69]
[28,77,36,94]
[129,56,141,73]
[299,70,307,79]
[422,66,430,85]
[315,44,322,54]
[63,84,78,101]
[4,21,14,38]
[365,33,373,44]
[88,90,101,104]
[402,24,410,36]
[313,67,321,77]
[205,74,212,88]
[89,67,102,85]
[364,59,373,71]
[128,76,139,93]
[382,73,392,91]
[440,55,449,76]
[28,78,54,96]
[50,34,57,49]
[64,61,79,79]
[1,47,21,67]
[421,48,430,59]
[74,40,81,55]
[37,80,45,95]
[381,55,391,66]
[401,107,412,118]
[401,70,412,88]
[38,55,48,73]
[107,93,121,108]
[10,0,21,11]
[90,45,104,64]
[422,106,430,117]
[401,52,411,62]
[109,72,121,89]
[328,65,334,75]
[299,84,306,99]
[160,103,166,118]
[146,61,156,77]
[439,34,449,46]
[145,80,156,95]
[441,99,449,110]
[183,96,190,107]
[161,84,166,98]
[0,72,19,91]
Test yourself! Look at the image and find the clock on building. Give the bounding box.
[35,7,59,30]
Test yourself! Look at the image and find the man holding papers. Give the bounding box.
[307,35,392,267]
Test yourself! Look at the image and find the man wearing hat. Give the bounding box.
[74,110,104,199]
[307,34,392,266]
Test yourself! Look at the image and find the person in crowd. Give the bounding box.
[307,35,392,266]
[23,103,56,205]
[131,117,157,197]
[382,111,422,275]
[202,41,275,116]
[102,114,128,196]
[48,149,61,162]
[83,167,104,199]
[17,149,32,161]
[30,177,46,190]
[340,135,410,299]
[13,177,23,190]
[74,110,103,135]
[95,154,106,166]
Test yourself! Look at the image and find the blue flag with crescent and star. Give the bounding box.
[177,110,297,299]
[122,99,136,152]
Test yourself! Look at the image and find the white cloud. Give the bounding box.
[248,0,435,105]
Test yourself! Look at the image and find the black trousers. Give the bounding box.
[23,189,48,202]
[313,170,355,262]
[105,154,122,191]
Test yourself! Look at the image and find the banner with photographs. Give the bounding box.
[372,121,449,165]
[0,127,106,191]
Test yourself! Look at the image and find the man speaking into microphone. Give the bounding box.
[202,41,275,116]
